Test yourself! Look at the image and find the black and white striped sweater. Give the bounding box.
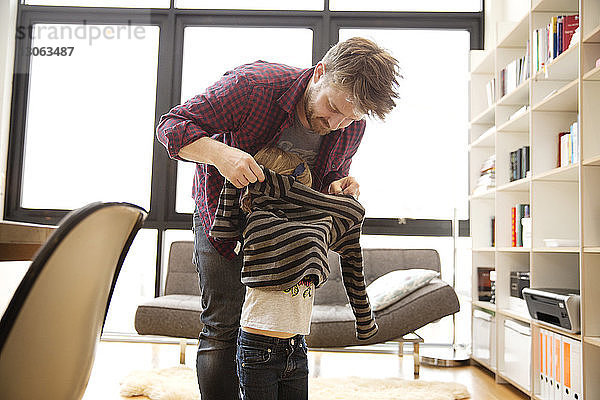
[209,167,378,340]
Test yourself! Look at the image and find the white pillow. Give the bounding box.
[366,269,439,312]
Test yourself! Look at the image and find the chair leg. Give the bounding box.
[398,332,423,379]
[179,339,186,364]
[413,341,420,378]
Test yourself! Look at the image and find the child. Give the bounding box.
[210,146,378,400]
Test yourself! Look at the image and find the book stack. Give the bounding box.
[534,14,579,73]
[473,155,496,195]
[509,146,530,182]
[511,204,530,247]
[499,49,530,98]
[557,120,579,167]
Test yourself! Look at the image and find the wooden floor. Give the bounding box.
[83,339,529,400]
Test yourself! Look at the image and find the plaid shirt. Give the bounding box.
[156,61,366,259]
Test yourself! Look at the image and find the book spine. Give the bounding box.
[558,132,568,167]
[535,29,539,72]
[509,151,515,182]
[516,204,523,247]
[512,206,517,247]
[557,16,562,56]
[522,146,530,178]
[572,121,579,163]
[567,129,573,164]
[516,147,523,180]
[552,16,558,59]
[491,217,495,247]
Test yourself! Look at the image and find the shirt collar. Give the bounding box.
[276,66,315,115]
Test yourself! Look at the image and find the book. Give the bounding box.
[521,146,530,178]
[509,151,516,182]
[561,132,570,166]
[563,14,579,51]
[556,16,562,57]
[558,131,569,167]
[516,204,523,247]
[511,206,517,247]
[551,16,558,59]
[570,120,579,164]
[516,148,523,181]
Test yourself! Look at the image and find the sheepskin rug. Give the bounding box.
[119,366,470,400]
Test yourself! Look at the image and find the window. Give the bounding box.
[104,229,157,334]
[25,0,169,7]
[6,4,482,340]
[339,28,470,221]
[21,23,159,210]
[176,0,323,10]
[176,26,313,213]
[330,0,481,12]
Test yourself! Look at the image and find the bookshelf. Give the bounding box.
[469,0,600,398]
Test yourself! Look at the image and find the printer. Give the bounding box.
[522,288,580,333]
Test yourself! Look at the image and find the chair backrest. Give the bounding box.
[164,241,199,296]
[0,202,146,400]
[314,248,441,305]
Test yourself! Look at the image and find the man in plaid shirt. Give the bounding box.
[157,37,401,399]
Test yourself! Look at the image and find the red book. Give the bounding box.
[511,207,517,247]
[562,14,579,50]
[558,131,569,167]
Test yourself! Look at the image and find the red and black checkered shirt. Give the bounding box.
[156,61,366,259]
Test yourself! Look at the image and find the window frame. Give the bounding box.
[5,1,482,296]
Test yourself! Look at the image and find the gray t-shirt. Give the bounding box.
[276,112,322,169]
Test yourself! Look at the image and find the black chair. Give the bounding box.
[0,202,147,399]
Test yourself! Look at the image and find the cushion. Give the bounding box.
[366,269,439,312]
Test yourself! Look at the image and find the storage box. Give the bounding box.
[473,309,496,368]
[504,319,531,391]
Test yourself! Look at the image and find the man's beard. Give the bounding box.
[302,85,331,135]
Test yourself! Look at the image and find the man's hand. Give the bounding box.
[215,146,265,188]
[328,176,360,199]
[178,137,265,189]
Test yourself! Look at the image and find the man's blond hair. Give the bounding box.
[322,37,402,120]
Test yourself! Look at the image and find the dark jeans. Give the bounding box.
[236,329,309,400]
[193,211,246,400]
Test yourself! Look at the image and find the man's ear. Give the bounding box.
[313,62,326,84]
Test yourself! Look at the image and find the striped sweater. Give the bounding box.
[210,167,378,340]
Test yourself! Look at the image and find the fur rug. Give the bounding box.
[119,366,470,400]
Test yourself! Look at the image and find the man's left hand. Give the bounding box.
[328,176,360,199]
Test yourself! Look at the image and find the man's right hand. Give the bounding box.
[179,137,265,188]
[214,146,265,188]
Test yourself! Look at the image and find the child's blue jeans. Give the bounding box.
[236,329,309,400]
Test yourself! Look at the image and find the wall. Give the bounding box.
[484,0,531,49]
[0,0,18,218]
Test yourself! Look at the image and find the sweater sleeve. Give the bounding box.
[209,180,243,240]
[334,224,378,340]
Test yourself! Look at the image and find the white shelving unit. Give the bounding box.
[469,0,600,398]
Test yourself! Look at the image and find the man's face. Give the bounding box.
[302,77,364,135]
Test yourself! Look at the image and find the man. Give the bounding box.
[156,36,401,399]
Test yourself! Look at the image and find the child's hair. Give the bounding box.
[241,146,312,212]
